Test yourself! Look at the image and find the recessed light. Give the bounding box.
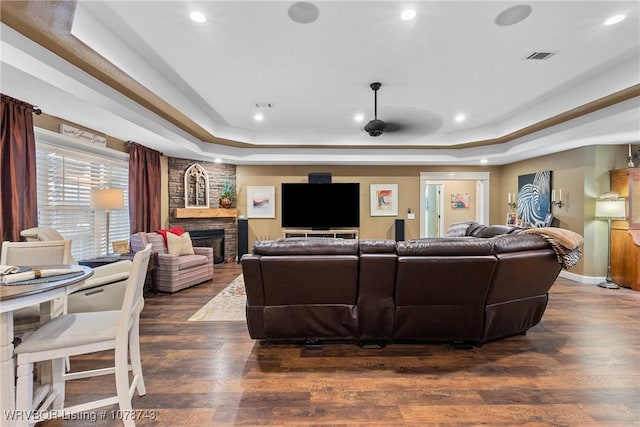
[190,11,206,23]
[354,113,364,122]
[454,113,466,123]
[253,113,264,122]
[604,14,626,26]
[480,159,488,164]
[401,9,416,21]
[214,158,222,164]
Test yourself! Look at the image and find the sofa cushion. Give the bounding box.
[359,239,397,254]
[397,238,494,256]
[446,221,476,237]
[492,234,550,253]
[176,254,209,270]
[468,224,521,238]
[167,231,195,256]
[253,237,358,256]
[156,226,185,244]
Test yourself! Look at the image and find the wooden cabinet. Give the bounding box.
[610,168,639,290]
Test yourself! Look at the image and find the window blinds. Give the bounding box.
[35,141,130,260]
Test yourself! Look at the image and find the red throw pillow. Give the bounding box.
[156,226,185,245]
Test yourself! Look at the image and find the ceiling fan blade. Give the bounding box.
[383,122,404,132]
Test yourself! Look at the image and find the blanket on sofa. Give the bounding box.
[520,227,584,269]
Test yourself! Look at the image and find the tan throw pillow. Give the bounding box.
[166,231,195,256]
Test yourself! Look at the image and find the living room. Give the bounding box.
[1,1,639,426]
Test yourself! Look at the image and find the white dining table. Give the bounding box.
[0,265,92,427]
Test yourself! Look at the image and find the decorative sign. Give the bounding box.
[60,124,107,146]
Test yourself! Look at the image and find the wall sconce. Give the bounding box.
[507,192,517,209]
[551,188,563,208]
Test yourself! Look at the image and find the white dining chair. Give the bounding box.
[13,244,152,427]
[20,227,134,313]
[1,240,73,331]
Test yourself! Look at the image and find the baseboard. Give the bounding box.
[559,270,605,285]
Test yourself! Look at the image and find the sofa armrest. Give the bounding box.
[193,246,213,261]
[193,246,214,277]
[241,255,264,305]
[82,272,129,290]
[156,253,181,273]
[93,260,132,276]
[76,259,131,290]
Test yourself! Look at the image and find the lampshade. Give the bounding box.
[595,197,626,220]
[91,188,124,210]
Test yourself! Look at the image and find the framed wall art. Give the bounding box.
[451,192,470,209]
[517,170,551,227]
[247,186,275,218]
[112,240,130,255]
[370,184,398,216]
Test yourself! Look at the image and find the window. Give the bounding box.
[35,130,129,260]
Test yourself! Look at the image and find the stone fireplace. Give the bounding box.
[169,158,237,262]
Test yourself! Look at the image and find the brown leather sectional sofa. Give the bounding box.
[241,223,571,347]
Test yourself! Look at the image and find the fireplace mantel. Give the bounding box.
[174,208,238,219]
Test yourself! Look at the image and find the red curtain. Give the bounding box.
[128,142,161,234]
[0,94,38,242]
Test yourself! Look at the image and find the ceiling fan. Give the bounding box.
[364,82,402,137]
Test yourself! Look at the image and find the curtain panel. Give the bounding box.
[128,142,161,233]
[0,94,38,242]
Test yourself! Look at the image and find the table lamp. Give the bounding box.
[595,192,626,289]
[91,188,125,255]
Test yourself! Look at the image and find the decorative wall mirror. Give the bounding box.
[184,164,210,208]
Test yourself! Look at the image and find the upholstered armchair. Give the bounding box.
[130,231,213,293]
[20,227,132,312]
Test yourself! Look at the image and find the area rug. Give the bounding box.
[188,274,246,322]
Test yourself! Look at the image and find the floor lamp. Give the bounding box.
[595,193,626,289]
[91,188,125,256]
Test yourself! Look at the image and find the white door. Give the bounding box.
[425,183,443,237]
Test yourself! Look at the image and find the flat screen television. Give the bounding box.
[281,183,360,229]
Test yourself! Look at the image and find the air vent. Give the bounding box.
[254,102,275,108]
[525,51,556,60]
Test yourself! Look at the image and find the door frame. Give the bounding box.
[419,171,491,238]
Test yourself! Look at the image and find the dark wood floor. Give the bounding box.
[42,263,639,426]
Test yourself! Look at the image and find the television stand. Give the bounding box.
[283,229,359,240]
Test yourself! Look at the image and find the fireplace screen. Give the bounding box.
[188,229,224,264]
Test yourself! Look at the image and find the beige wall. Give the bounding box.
[236,165,500,248]
[500,145,630,277]
[236,145,631,279]
[35,113,635,280]
[443,181,477,231]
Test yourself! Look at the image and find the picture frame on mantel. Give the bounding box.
[370,184,398,216]
[247,186,276,218]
